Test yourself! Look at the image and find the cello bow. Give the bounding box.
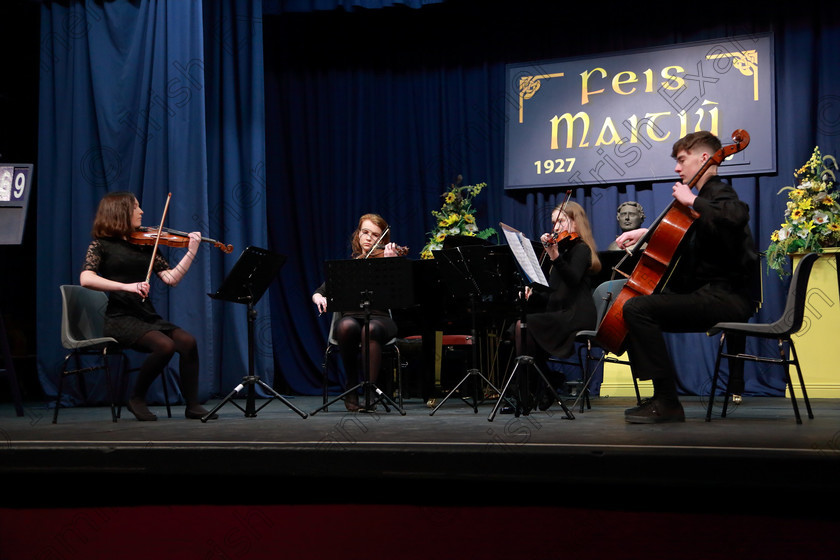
[594,129,750,354]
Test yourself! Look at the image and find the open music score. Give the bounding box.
[500,222,548,288]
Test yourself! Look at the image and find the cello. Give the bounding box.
[595,129,751,354]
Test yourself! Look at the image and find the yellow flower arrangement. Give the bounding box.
[420,179,497,259]
[767,146,839,277]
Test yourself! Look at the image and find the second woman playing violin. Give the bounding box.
[514,201,601,412]
[311,213,402,412]
[79,191,216,421]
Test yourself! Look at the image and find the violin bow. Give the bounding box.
[540,190,572,266]
[364,226,390,258]
[142,193,172,300]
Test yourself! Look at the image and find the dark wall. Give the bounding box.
[0,0,40,399]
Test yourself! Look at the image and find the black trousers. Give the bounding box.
[623,283,754,393]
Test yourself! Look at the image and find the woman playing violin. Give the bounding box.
[514,201,601,412]
[311,213,401,412]
[79,191,216,421]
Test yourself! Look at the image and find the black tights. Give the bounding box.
[131,328,199,405]
[335,316,392,386]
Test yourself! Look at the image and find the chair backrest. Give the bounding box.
[774,252,819,335]
[592,278,628,324]
[60,285,110,349]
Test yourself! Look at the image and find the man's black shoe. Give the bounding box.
[624,397,685,424]
[624,397,655,415]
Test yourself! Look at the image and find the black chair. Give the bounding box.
[551,278,640,412]
[705,252,819,423]
[321,312,404,411]
[54,285,171,423]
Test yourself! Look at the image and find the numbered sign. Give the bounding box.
[0,164,34,245]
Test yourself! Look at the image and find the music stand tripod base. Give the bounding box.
[310,380,406,416]
[488,355,574,422]
[429,368,507,415]
[202,374,308,421]
[205,246,308,421]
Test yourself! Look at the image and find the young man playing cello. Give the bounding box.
[613,131,759,423]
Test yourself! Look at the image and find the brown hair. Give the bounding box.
[91,191,136,238]
[554,201,601,274]
[350,213,391,258]
[671,130,721,159]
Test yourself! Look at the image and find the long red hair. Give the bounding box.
[350,213,391,258]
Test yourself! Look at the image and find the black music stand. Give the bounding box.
[310,257,413,416]
[488,224,574,421]
[428,245,513,415]
[202,246,308,421]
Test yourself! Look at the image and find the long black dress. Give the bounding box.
[82,237,179,346]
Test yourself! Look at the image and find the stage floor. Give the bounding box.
[2,393,839,510]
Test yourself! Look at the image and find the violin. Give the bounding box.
[131,226,234,254]
[361,226,409,258]
[364,244,410,258]
[544,230,581,248]
[540,190,579,266]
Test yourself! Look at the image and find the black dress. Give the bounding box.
[82,237,179,346]
[525,240,597,358]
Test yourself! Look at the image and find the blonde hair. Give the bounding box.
[553,201,601,274]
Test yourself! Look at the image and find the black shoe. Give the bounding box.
[185,405,218,420]
[625,397,685,424]
[624,397,655,415]
[127,398,157,421]
[344,392,362,412]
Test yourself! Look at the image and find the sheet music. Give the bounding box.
[500,222,548,287]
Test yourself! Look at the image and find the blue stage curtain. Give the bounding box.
[263,3,840,397]
[36,0,270,407]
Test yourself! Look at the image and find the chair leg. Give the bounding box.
[52,354,73,424]
[576,345,597,413]
[322,346,337,409]
[780,340,803,424]
[706,334,726,422]
[394,346,403,408]
[787,341,813,420]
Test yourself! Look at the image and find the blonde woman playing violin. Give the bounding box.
[312,213,401,412]
[513,201,601,413]
[79,191,215,421]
